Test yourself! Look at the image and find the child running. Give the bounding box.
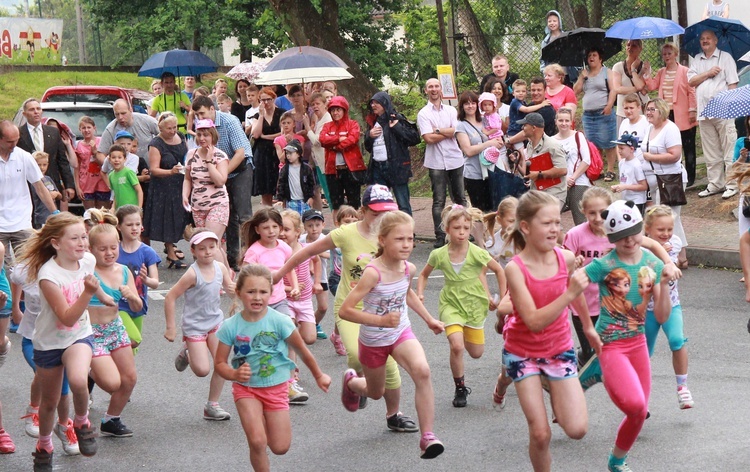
[327,205,359,355]
[86,209,141,437]
[164,229,235,421]
[417,205,506,408]
[484,197,518,267]
[340,211,445,459]
[19,212,104,469]
[643,205,694,409]
[214,264,331,471]
[0,249,12,455]
[582,200,672,472]
[502,190,593,472]
[115,205,161,351]
[300,209,329,340]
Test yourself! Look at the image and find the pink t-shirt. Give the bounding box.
[243,239,292,304]
[545,86,577,111]
[273,134,305,168]
[563,223,614,318]
[75,138,108,194]
[503,247,573,358]
[285,243,314,302]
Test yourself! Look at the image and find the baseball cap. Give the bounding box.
[194,119,216,130]
[362,184,398,212]
[284,139,303,155]
[612,132,640,148]
[302,209,324,222]
[189,230,220,246]
[601,200,643,243]
[114,130,135,141]
[516,112,545,128]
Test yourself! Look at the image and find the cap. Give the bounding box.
[83,209,93,221]
[362,184,398,212]
[478,92,497,106]
[601,200,644,243]
[302,209,324,222]
[114,130,135,141]
[194,119,216,130]
[612,132,640,148]
[284,139,303,155]
[516,112,545,128]
[189,230,220,246]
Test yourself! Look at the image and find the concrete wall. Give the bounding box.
[687,0,750,26]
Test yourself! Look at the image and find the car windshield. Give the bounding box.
[43,108,114,139]
[44,93,121,104]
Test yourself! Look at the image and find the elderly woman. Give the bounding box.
[643,98,688,265]
[574,47,618,181]
[251,86,284,207]
[144,112,188,268]
[182,118,230,267]
[613,40,650,130]
[544,64,577,116]
[645,43,698,187]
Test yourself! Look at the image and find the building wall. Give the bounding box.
[687,0,749,26]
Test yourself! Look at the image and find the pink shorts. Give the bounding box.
[358,327,416,369]
[288,298,315,324]
[183,321,222,343]
[192,205,229,228]
[232,382,289,411]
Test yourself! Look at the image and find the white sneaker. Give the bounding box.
[23,407,40,438]
[53,419,81,455]
[288,381,309,404]
[203,403,231,421]
[677,386,694,409]
[174,344,189,372]
[722,188,739,199]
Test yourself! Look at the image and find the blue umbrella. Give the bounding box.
[606,16,684,40]
[138,49,219,78]
[700,85,750,119]
[683,16,750,62]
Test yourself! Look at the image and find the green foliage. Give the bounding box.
[400,3,443,84]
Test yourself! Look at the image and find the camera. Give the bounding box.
[744,137,750,151]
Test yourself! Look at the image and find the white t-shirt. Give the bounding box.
[644,121,683,175]
[485,229,515,267]
[33,252,96,351]
[0,147,43,232]
[556,132,592,187]
[618,157,647,204]
[288,164,303,201]
[245,105,260,129]
[10,263,41,340]
[618,116,650,176]
[101,152,139,174]
[371,123,387,162]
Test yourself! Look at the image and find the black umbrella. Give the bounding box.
[541,27,623,67]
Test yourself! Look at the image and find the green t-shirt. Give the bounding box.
[329,222,377,315]
[584,248,663,344]
[152,91,191,127]
[109,168,139,208]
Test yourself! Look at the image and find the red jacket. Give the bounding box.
[319,96,367,175]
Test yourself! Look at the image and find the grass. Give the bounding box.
[0,71,155,118]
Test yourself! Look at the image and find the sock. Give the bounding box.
[103,413,119,423]
[206,401,219,407]
[454,376,465,388]
[38,434,54,452]
[676,374,688,387]
[608,452,626,467]
[27,404,39,412]
[74,413,89,429]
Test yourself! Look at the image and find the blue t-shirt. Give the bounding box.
[117,243,161,317]
[508,98,526,136]
[216,307,297,388]
[275,95,292,111]
[0,266,11,314]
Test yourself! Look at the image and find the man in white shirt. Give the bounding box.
[417,78,466,247]
[688,30,739,199]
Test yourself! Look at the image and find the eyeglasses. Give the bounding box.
[645,108,657,112]
[260,98,273,103]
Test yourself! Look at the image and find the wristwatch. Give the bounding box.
[435,128,441,135]
[538,171,543,179]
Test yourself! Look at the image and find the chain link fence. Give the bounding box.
[448,0,671,89]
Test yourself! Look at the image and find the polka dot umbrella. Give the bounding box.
[700,85,750,119]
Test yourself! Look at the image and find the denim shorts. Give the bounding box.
[582,110,617,150]
[23,337,70,395]
[33,335,94,369]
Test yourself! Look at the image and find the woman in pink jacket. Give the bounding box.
[645,42,698,187]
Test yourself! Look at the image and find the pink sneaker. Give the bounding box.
[330,331,346,356]
[419,432,444,459]
[0,429,15,454]
[341,369,360,412]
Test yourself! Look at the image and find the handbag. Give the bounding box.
[647,134,686,206]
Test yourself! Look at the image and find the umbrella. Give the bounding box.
[254,46,353,85]
[700,85,750,119]
[226,61,267,81]
[683,16,750,62]
[273,46,348,68]
[541,28,622,67]
[138,49,219,78]
[606,16,684,40]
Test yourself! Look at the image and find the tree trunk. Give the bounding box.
[265,0,378,113]
[557,0,577,30]
[454,0,493,82]
[590,0,603,28]
[573,4,590,28]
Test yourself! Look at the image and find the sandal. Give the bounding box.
[603,171,616,182]
[165,247,185,260]
[166,257,186,269]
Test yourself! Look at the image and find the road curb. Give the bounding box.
[687,246,741,270]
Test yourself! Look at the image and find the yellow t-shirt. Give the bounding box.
[329,222,377,314]
[152,92,191,128]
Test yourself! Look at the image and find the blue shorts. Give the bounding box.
[503,348,578,382]
[84,191,112,201]
[0,310,10,319]
[286,200,311,216]
[33,335,94,369]
[582,109,617,150]
[23,337,70,395]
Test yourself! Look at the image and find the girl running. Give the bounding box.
[164,229,235,421]
[416,205,506,408]
[214,264,331,471]
[643,205,694,409]
[327,205,359,356]
[340,211,445,459]
[115,205,161,351]
[502,190,594,472]
[484,197,518,267]
[86,209,141,437]
[19,212,103,468]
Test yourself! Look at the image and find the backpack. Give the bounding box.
[574,131,603,182]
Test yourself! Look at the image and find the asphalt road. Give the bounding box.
[2,241,750,471]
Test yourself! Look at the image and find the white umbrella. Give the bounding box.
[254,46,353,85]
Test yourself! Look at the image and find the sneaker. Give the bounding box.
[0,338,10,368]
[492,382,508,409]
[0,430,15,454]
[22,408,40,438]
[73,422,98,457]
[330,331,346,356]
[100,417,133,438]
[386,412,418,432]
[316,324,328,339]
[722,188,739,199]
[677,386,694,409]
[175,344,189,372]
[341,369,360,412]
[419,432,444,459]
[698,188,723,198]
[358,393,368,410]
[32,446,53,471]
[289,381,309,404]
[9,320,19,333]
[579,354,603,392]
[53,419,81,455]
[203,403,231,421]
[608,461,633,472]
[452,385,471,408]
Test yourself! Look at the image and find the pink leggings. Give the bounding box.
[600,335,650,452]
